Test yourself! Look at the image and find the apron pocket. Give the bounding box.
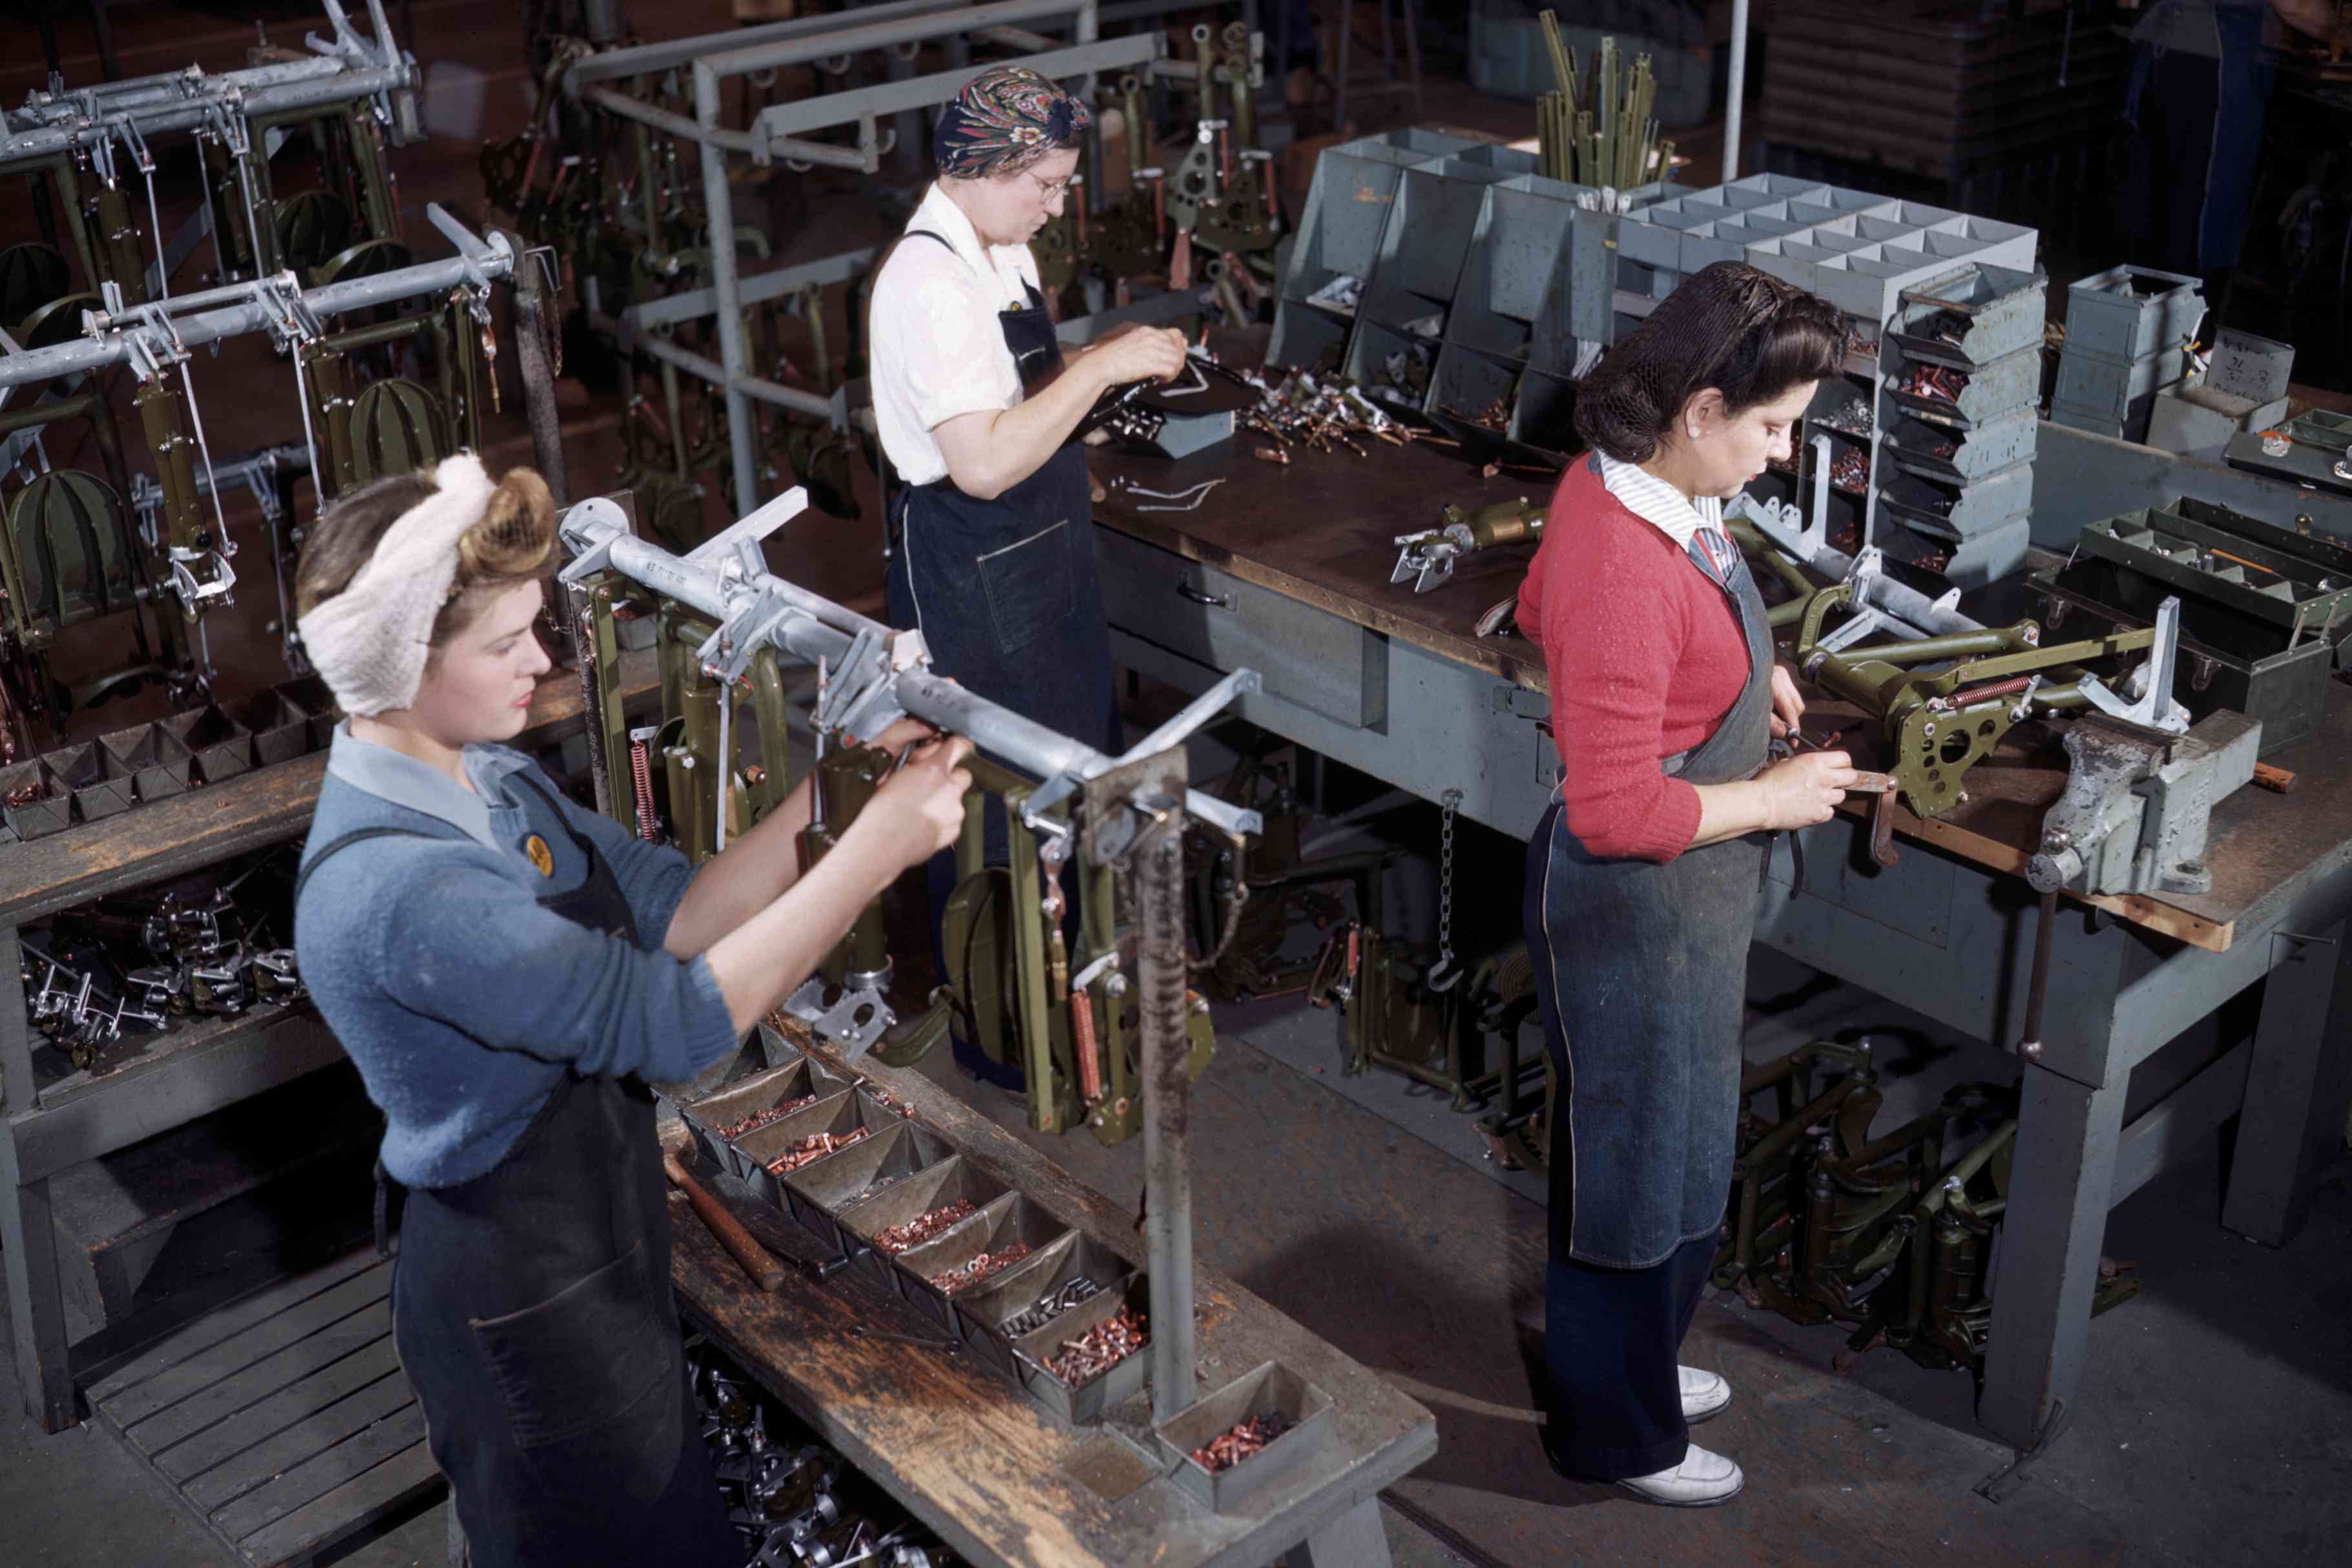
[470,1241,670,1450]
[975,518,1078,655]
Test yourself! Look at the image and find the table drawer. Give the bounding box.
[1094,527,1388,728]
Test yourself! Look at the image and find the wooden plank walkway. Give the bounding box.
[84,1251,444,1567]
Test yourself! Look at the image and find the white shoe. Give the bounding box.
[1618,1444,1745,1507]
[1680,1365,1731,1424]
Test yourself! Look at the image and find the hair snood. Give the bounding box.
[293,455,556,717]
[1572,262,1847,463]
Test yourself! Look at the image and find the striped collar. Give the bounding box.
[1595,453,1726,552]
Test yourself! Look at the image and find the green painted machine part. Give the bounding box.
[575,581,1213,1149]
[298,293,486,502]
[1791,577,2162,820]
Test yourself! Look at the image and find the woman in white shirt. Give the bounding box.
[869,65,1183,1085]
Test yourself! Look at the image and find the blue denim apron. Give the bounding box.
[883,231,1118,759]
[297,779,734,1568]
[1525,515,1774,1268]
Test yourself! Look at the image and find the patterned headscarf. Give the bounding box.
[932,65,1091,180]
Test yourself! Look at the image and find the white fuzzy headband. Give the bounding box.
[295,453,499,717]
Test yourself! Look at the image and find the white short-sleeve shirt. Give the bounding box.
[870,183,1044,487]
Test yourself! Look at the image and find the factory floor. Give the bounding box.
[10,940,2345,1567]
[5,5,2349,1565]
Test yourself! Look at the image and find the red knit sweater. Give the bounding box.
[1516,461,1751,863]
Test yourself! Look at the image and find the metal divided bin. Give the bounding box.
[1881,407,2035,484]
[1267,129,1481,370]
[44,741,133,823]
[229,690,315,766]
[99,722,196,804]
[782,1118,953,1257]
[1,759,73,840]
[1881,340,2042,429]
[2064,263,2205,361]
[952,1232,1136,1380]
[163,707,255,785]
[837,1153,1012,1299]
[1151,1361,1335,1514]
[732,1089,892,1211]
[1886,262,2047,369]
[1340,158,1517,395]
[276,676,341,750]
[682,1055,855,1181]
[1009,1272,1154,1428]
[893,1192,1067,1339]
[1875,462,2032,538]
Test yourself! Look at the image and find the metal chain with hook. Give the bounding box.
[1192,827,1251,972]
[1429,787,1463,991]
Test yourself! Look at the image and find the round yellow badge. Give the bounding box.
[523,834,555,877]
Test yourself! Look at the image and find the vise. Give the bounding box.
[2026,710,2261,898]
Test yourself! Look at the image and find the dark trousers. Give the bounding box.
[2122,45,2223,280]
[1544,1232,1716,1481]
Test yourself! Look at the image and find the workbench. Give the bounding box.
[1090,423,2352,1455]
[667,1033,1436,1568]
[1,653,656,1436]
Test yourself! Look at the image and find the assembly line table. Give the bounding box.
[666,1033,1435,1568]
[1088,429,2352,1455]
[1,652,656,1434]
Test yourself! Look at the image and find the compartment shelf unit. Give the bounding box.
[1614,179,2043,586]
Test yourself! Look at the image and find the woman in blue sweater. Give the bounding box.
[290,455,969,1567]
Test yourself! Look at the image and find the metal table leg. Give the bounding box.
[1283,1495,1390,1567]
[2222,923,2349,1247]
[1979,1060,2130,1450]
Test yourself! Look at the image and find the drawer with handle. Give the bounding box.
[1094,528,1388,729]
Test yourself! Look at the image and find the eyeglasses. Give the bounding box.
[1025,170,1074,199]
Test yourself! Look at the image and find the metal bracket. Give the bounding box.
[779,976,894,1058]
[2072,595,2189,734]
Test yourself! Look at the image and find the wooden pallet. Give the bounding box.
[84,1248,444,1567]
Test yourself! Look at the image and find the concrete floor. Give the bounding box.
[911,953,2352,1567]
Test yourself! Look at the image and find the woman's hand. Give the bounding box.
[865,716,940,761]
[848,735,974,869]
[1079,325,1188,387]
[1769,663,1806,739]
[1754,750,1858,830]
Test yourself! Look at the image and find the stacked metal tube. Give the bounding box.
[1534,13,1669,192]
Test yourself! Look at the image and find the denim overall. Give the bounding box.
[297,777,734,1568]
[1525,500,1773,1480]
[881,229,1119,1086]
[883,229,1118,759]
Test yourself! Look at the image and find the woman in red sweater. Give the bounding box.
[1517,262,1857,1508]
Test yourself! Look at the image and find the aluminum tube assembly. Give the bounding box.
[557,491,1261,840]
[0,205,513,388]
[0,65,415,164]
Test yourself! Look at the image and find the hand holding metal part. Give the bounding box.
[558,486,1260,843]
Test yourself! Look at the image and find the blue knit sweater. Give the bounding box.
[294,723,739,1189]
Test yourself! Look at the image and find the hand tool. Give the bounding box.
[665,1146,788,1292]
